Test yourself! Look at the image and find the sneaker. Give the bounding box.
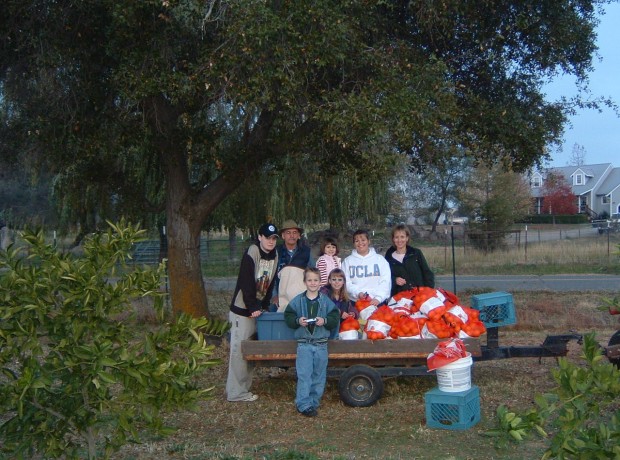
[229,393,258,402]
[300,407,318,417]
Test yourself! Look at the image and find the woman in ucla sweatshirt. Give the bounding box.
[341,229,391,306]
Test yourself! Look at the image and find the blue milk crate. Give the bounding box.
[256,312,339,340]
[470,291,516,328]
[425,385,481,430]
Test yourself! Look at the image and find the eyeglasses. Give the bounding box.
[330,278,344,282]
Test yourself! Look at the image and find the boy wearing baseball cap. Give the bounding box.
[226,223,279,402]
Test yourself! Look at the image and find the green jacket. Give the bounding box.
[385,245,435,295]
[284,291,339,341]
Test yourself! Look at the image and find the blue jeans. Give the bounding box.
[295,342,328,412]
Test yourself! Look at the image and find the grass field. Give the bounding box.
[115,290,620,460]
[4,225,619,459]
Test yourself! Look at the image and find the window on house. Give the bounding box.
[602,195,610,204]
[531,176,541,187]
[574,173,584,185]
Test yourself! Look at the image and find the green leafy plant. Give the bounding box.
[200,317,232,337]
[0,221,220,459]
[486,333,620,458]
[598,295,620,315]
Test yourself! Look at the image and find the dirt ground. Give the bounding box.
[115,291,619,460]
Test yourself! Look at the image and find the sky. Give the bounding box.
[544,2,620,167]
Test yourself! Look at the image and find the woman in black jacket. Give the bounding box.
[385,224,435,296]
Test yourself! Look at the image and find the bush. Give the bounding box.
[0,222,219,459]
[487,333,620,458]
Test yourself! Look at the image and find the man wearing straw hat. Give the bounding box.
[271,219,315,311]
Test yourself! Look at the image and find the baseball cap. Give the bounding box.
[258,223,279,238]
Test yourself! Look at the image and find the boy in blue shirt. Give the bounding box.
[284,267,339,417]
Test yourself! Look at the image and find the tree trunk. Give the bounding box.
[148,97,274,318]
[164,141,210,318]
[163,147,241,318]
[166,214,209,318]
[432,195,447,233]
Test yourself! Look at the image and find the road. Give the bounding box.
[437,274,620,293]
[205,274,620,293]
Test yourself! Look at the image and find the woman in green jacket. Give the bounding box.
[385,224,435,296]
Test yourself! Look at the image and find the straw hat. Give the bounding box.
[280,219,304,235]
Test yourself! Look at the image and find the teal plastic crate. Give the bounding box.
[256,312,338,340]
[257,312,296,340]
[470,291,516,328]
[425,385,481,430]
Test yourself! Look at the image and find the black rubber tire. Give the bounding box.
[608,330,620,368]
[338,365,384,407]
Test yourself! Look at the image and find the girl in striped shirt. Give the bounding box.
[316,237,341,286]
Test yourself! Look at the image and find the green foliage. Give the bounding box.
[0,0,608,316]
[0,222,220,459]
[1,0,605,223]
[460,164,532,251]
[487,333,620,459]
[200,317,232,337]
[206,155,394,232]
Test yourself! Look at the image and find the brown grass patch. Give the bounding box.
[113,290,619,460]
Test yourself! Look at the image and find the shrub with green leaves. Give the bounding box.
[0,222,220,459]
[487,333,620,459]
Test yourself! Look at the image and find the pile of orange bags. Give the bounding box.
[355,287,487,340]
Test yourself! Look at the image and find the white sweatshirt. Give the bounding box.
[342,247,392,303]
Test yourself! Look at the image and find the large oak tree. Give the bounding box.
[0,0,606,316]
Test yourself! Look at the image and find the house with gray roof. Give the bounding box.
[529,163,620,218]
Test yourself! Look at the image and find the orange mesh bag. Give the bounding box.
[364,306,396,340]
[447,305,469,323]
[421,299,448,321]
[339,316,360,340]
[461,306,481,322]
[422,317,453,339]
[427,338,468,371]
[437,287,460,307]
[443,311,465,335]
[412,287,437,310]
[392,315,425,339]
[460,319,487,338]
[388,288,418,308]
[355,299,377,321]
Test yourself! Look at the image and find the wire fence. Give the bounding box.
[3,224,618,277]
[428,224,620,274]
[131,223,620,275]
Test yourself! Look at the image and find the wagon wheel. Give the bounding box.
[608,331,620,368]
[338,365,384,407]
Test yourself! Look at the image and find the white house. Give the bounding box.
[529,163,620,218]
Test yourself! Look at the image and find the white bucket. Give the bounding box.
[339,330,359,340]
[435,353,472,392]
